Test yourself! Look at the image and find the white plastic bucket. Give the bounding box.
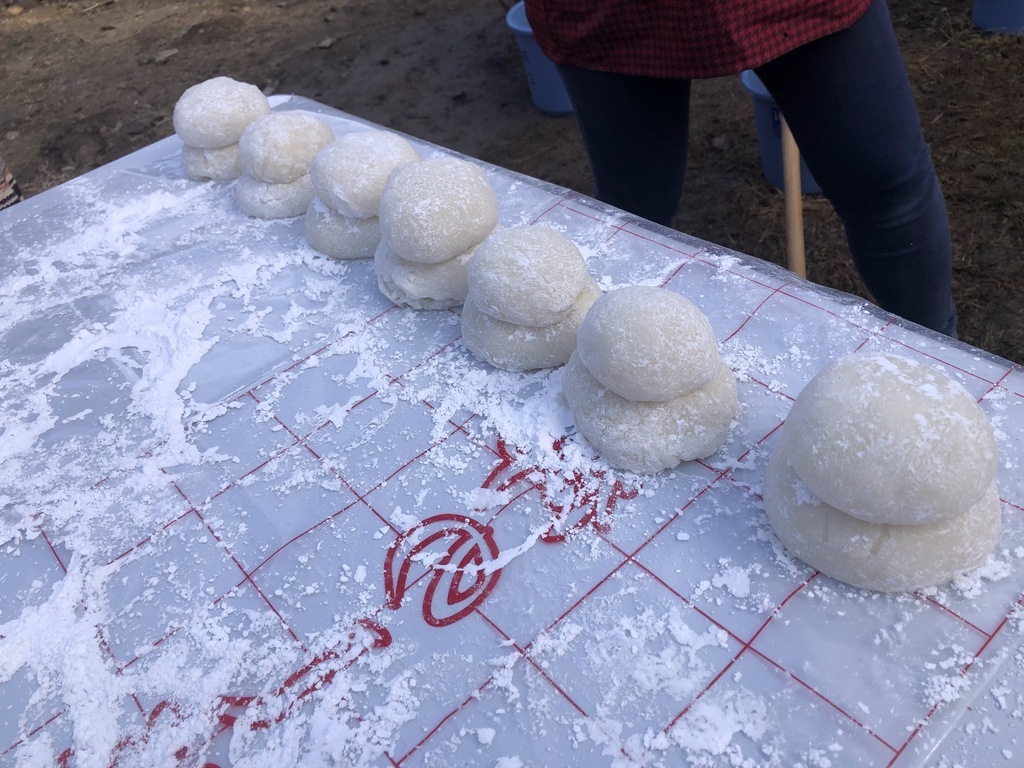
[505,1,573,114]
[741,70,821,194]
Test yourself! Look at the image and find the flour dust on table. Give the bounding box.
[4,93,1024,768]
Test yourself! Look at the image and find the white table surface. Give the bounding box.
[2,95,1023,768]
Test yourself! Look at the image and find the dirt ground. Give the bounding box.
[2,0,1022,362]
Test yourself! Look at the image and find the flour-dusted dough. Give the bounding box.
[378,156,498,264]
[781,353,998,526]
[467,225,592,327]
[238,111,335,184]
[182,143,242,181]
[305,197,380,259]
[172,76,270,149]
[563,352,739,473]
[576,285,719,403]
[235,173,314,219]
[374,241,471,310]
[762,446,1001,592]
[462,278,602,371]
[311,131,420,219]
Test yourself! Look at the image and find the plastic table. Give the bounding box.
[2,96,1023,768]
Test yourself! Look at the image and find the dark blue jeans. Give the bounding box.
[556,0,957,337]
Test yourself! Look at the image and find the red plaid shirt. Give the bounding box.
[524,0,872,79]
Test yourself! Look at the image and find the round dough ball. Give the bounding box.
[305,197,380,259]
[172,76,270,149]
[378,156,498,264]
[781,353,998,526]
[762,446,1001,592]
[374,241,471,310]
[467,225,592,327]
[576,285,719,403]
[235,173,314,219]
[563,352,739,473]
[182,143,242,181]
[462,278,602,371]
[239,111,335,184]
[311,131,420,219]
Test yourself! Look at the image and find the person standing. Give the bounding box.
[525,0,958,337]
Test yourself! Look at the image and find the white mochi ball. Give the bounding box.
[576,285,719,402]
[238,111,335,184]
[467,225,592,327]
[173,76,270,149]
[235,174,314,219]
[305,197,380,259]
[781,353,998,526]
[563,352,739,473]
[374,241,471,310]
[762,446,1001,592]
[461,278,602,371]
[311,131,420,219]
[182,143,242,181]
[378,156,498,264]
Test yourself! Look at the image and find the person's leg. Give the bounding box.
[557,65,691,226]
[755,0,957,336]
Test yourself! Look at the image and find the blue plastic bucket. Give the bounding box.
[505,1,573,114]
[973,0,1024,33]
[741,70,821,194]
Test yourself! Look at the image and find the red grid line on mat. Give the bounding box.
[391,607,640,767]
[0,525,73,757]
[548,201,634,244]
[453,473,907,768]
[618,557,909,758]
[391,665,517,765]
[80,313,493,675]
[106,382,482,665]
[39,528,69,574]
[387,602,675,768]
[1,710,66,760]
[884,602,1024,768]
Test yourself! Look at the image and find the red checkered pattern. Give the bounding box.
[525,0,871,78]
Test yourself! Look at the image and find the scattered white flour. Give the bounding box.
[2,119,1023,768]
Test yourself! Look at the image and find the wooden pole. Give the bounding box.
[780,117,806,278]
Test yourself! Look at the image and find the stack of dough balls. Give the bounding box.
[563,285,739,473]
[461,225,601,371]
[235,110,335,219]
[173,76,270,182]
[375,156,498,309]
[763,352,1001,592]
[306,130,420,260]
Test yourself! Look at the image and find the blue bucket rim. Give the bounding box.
[740,69,772,101]
[506,1,531,34]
